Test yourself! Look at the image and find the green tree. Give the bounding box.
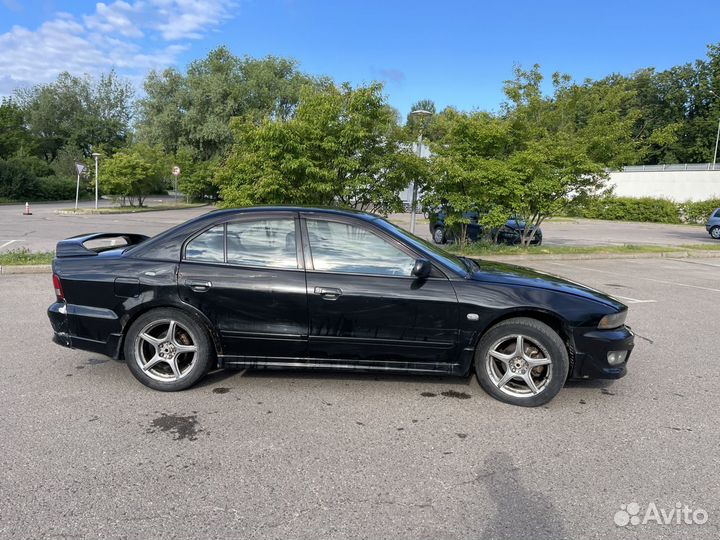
[428,65,617,246]
[15,71,133,162]
[218,82,422,213]
[136,47,319,161]
[101,144,169,206]
[0,98,35,159]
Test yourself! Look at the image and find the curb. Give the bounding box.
[0,264,53,275]
[2,249,720,275]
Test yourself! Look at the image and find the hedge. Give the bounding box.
[0,157,78,201]
[565,197,720,224]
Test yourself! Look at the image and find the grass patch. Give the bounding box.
[0,249,54,266]
[60,203,208,214]
[447,242,692,257]
[679,243,720,251]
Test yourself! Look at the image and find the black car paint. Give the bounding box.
[48,207,633,380]
[429,210,542,245]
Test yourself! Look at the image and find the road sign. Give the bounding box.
[75,162,85,175]
[172,166,181,177]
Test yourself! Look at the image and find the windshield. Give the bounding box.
[371,216,469,276]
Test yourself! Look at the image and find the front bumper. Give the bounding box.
[570,325,634,379]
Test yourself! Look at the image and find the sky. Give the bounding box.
[2,0,720,116]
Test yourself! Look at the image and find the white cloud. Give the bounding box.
[84,1,144,39]
[0,0,237,94]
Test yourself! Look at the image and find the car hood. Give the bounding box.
[469,259,625,310]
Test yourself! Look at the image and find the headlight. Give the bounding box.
[598,310,627,329]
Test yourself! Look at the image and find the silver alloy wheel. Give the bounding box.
[134,319,198,382]
[485,334,553,398]
[433,227,445,244]
[712,227,720,239]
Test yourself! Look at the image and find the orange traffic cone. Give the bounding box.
[23,202,32,215]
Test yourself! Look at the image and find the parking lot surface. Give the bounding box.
[1,257,718,539]
[0,201,716,254]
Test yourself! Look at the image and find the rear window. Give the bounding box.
[714,209,720,218]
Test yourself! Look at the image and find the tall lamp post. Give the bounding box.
[408,109,433,234]
[710,90,720,170]
[92,152,101,209]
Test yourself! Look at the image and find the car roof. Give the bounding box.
[127,206,382,260]
[204,206,380,222]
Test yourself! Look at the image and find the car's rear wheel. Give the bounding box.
[474,317,568,407]
[433,226,447,244]
[124,308,214,391]
[710,226,720,239]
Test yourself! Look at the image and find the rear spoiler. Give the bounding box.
[55,232,150,258]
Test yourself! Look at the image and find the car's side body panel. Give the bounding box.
[47,206,633,383]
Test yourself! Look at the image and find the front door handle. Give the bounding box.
[186,280,212,292]
[314,286,342,300]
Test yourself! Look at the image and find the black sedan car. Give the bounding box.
[48,207,633,406]
[429,210,542,245]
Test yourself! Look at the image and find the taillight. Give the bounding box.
[52,274,65,301]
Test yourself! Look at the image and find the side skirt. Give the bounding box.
[219,355,461,375]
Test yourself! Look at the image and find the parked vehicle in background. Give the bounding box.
[706,208,720,239]
[429,209,543,245]
[47,207,631,407]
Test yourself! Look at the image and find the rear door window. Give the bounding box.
[226,219,298,269]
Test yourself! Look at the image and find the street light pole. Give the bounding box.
[713,117,720,171]
[408,109,433,234]
[710,90,720,170]
[410,130,424,234]
[92,152,101,209]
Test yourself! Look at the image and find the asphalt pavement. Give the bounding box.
[0,201,717,253]
[1,258,718,539]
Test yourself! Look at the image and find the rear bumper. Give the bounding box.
[570,325,634,379]
[48,302,123,358]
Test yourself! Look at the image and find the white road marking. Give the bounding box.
[0,239,19,250]
[666,257,720,268]
[609,294,657,304]
[544,261,720,294]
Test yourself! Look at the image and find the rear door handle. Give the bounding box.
[314,286,342,300]
[186,280,212,292]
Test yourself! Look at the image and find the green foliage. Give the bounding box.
[427,66,616,245]
[680,199,720,224]
[136,47,319,162]
[37,177,77,200]
[101,144,169,206]
[566,196,680,223]
[14,71,133,162]
[0,98,35,159]
[174,147,220,200]
[218,82,422,213]
[0,158,41,200]
[0,248,54,266]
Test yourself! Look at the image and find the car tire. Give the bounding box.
[433,226,447,244]
[474,317,569,407]
[710,226,720,240]
[124,308,214,391]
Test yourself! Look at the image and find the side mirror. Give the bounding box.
[411,259,432,279]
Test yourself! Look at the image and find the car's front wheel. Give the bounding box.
[474,317,569,407]
[124,308,214,391]
[710,226,720,239]
[433,226,447,244]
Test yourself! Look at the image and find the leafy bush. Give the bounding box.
[566,196,681,223]
[0,158,41,200]
[679,199,720,224]
[38,176,77,200]
[566,196,720,224]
